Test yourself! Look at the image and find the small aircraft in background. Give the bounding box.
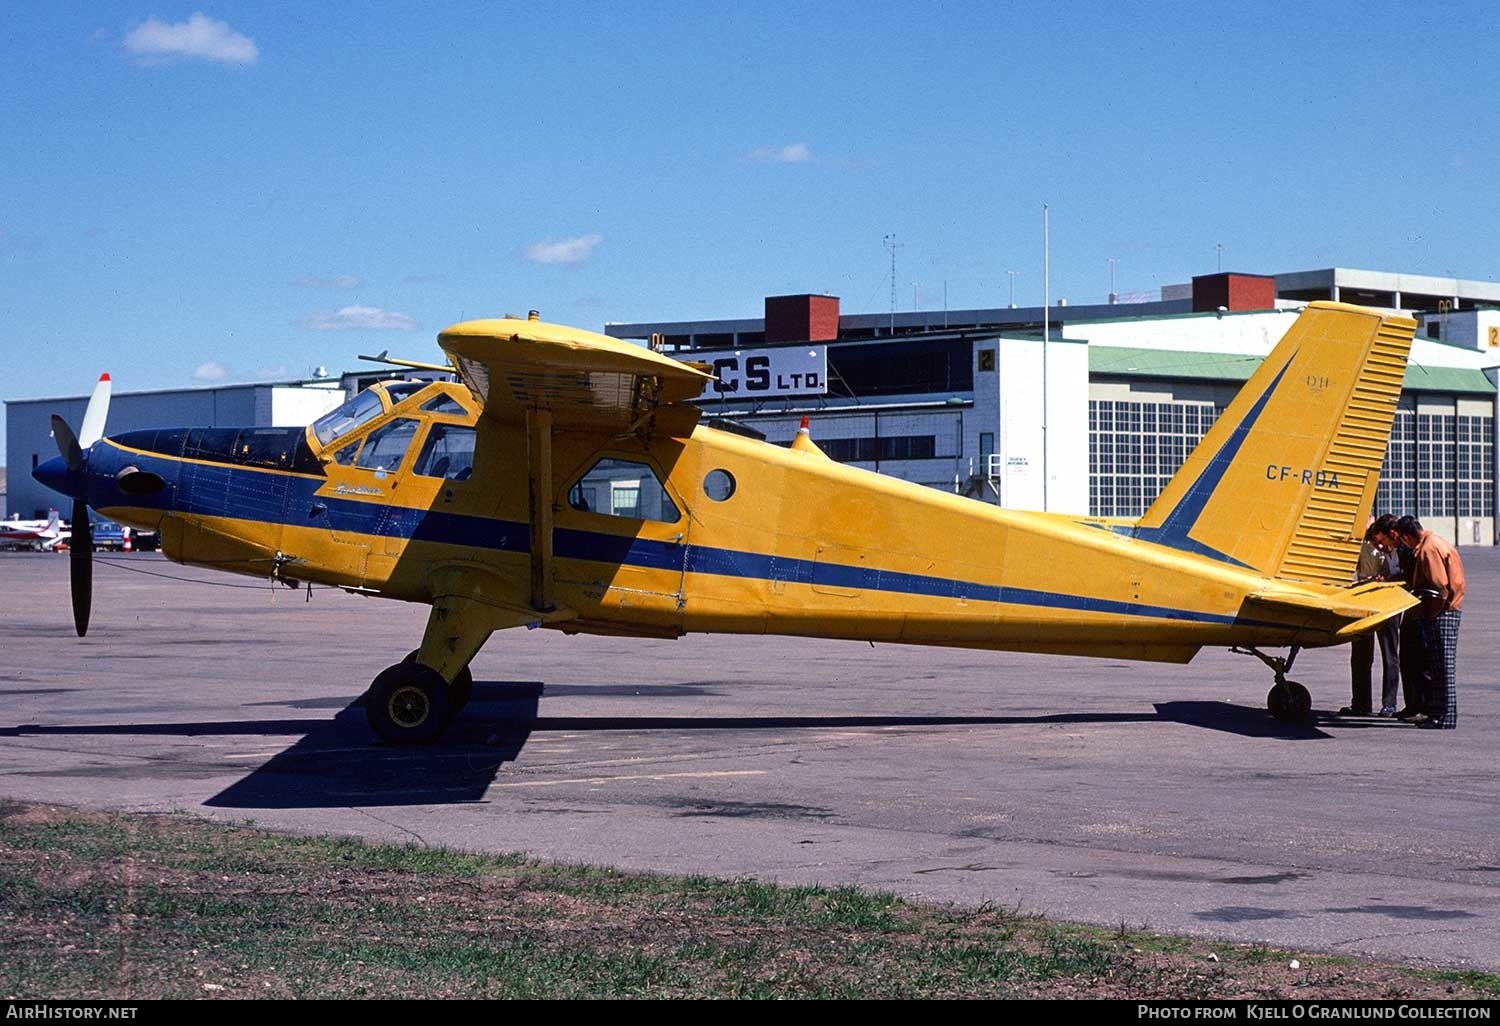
[0,509,68,551]
[34,302,1419,742]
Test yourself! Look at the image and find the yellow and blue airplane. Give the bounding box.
[34,301,1419,742]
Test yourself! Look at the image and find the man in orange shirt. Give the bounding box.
[1394,516,1466,730]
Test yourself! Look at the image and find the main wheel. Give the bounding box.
[1267,681,1312,723]
[401,649,474,715]
[366,661,452,743]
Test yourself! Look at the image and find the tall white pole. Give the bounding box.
[1042,203,1050,511]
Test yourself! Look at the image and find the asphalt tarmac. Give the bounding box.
[2,549,1497,970]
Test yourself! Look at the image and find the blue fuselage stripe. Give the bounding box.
[90,441,1245,628]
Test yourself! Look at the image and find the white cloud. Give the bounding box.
[294,274,363,289]
[300,305,418,331]
[522,233,603,266]
[124,13,258,66]
[748,143,813,164]
[193,361,228,382]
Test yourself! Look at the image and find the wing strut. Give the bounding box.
[527,408,556,613]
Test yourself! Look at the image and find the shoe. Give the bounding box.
[1407,713,1430,725]
[1395,707,1421,721]
[1378,707,1397,717]
[1338,706,1372,716]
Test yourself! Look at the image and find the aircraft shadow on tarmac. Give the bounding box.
[3,684,1348,810]
[199,689,1342,808]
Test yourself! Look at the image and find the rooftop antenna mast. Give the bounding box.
[883,234,902,334]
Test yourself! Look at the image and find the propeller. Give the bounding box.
[50,374,111,637]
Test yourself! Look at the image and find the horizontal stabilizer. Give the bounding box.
[1238,581,1415,636]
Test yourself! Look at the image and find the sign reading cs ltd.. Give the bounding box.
[701,346,828,398]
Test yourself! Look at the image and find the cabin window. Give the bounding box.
[413,425,477,481]
[355,418,420,473]
[703,469,736,501]
[568,458,679,523]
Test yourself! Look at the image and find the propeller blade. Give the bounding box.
[78,374,112,448]
[51,415,82,472]
[70,499,92,637]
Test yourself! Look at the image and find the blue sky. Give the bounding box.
[3,1,1496,457]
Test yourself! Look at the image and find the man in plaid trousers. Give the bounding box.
[1394,516,1466,730]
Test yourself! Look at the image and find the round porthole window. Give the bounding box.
[704,468,736,502]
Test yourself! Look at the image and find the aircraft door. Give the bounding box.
[558,455,689,630]
[314,417,423,586]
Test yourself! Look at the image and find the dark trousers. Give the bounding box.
[1398,614,1429,712]
[1350,615,1401,712]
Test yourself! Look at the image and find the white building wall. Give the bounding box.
[991,337,1088,514]
[271,383,345,426]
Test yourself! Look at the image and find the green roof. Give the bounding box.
[1090,346,1495,394]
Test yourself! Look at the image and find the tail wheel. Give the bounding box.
[366,662,451,744]
[1267,681,1312,723]
[401,649,474,716]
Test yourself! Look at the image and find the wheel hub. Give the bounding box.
[387,684,431,729]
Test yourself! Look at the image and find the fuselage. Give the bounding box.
[35,377,1383,665]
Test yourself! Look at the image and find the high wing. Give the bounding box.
[438,315,714,439]
[435,314,716,629]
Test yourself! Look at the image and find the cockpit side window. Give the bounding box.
[413,425,477,481]
[381,381,430,407]
[354,418,420,473]
[333,440,361,466]
[311,390,385,446]
[421,394,468,416]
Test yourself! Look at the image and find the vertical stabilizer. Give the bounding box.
[1133,302,1415,584]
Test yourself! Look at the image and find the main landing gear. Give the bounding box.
[364,650,474,744]
[1232,645,1312,723]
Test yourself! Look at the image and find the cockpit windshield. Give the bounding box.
[311,390,385,446]
[309,381,433,447]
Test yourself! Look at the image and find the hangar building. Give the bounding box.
[607,269,1500,546]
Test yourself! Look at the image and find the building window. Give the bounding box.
[1376,408,1494,520]
[1375,409,1416,516]
[1457,415,1494,518]
[819,435,940,463]
[1088,399,1222,517]
[1415,413,1456,517]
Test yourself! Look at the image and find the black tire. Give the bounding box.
[401,648,474,715]
[1267,681,1312,723]
[366,661,451,744]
